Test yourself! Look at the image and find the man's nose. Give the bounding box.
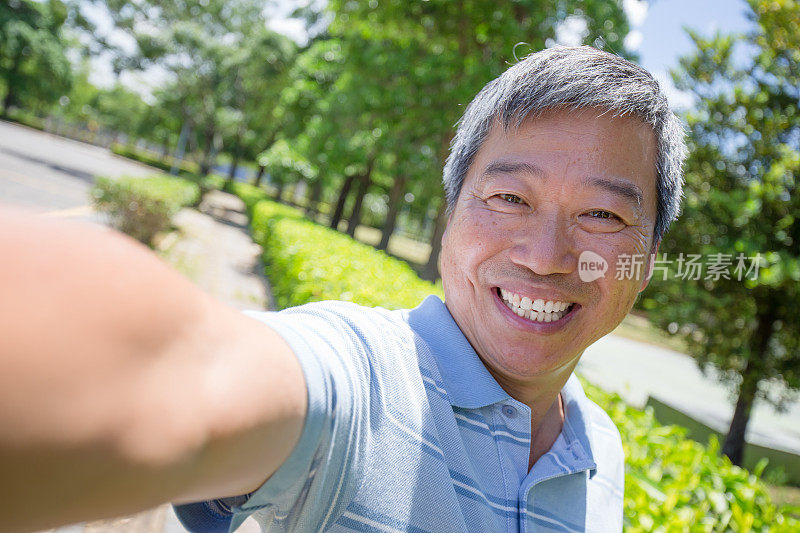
[507,212,577,275]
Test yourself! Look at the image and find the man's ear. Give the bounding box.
[640,240,661,292]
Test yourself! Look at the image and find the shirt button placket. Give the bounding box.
[497,402,531,533]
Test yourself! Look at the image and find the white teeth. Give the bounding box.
[499,289,574,323]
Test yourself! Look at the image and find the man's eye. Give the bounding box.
[587,210,618,220]
[498,193,524,204]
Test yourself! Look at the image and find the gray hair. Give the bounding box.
[442,45,687,244]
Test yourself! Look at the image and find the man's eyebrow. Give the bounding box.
[583,177,643,207]
[479,162,644,207]
[482,160,545,178]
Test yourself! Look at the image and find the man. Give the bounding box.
[0,46,685,532]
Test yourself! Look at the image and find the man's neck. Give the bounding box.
[529,392,565,470]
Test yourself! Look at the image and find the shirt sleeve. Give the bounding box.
[227,303,378,532]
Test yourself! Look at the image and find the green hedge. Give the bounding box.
[229,182,799,531]
[183,172,226,196]
[229,183,438,310]
[585,380,799,531]
[3,108,47,131]
[225,181,274,217]
[91,175,200,247]
[110,143,200,176]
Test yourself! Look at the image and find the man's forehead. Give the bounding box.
[465,110,658,213]
[479,109,657,172]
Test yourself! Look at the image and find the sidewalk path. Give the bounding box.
[159,190,273,312]
[578,334,800,454]
[46,190,267,533]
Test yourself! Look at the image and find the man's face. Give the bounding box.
[440,108,658,390]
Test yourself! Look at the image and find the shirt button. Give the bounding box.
[502,405,517,418]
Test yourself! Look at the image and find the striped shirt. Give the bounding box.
[175,295,624,532]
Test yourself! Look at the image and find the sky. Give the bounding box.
[85,0,758,111]
[626,0,755,109]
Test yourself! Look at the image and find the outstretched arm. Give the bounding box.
[0,208,306,532]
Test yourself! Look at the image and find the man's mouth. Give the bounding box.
[497,288,576,323]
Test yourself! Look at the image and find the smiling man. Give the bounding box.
[0,46,685,533]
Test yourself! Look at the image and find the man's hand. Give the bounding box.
[0,208,307,532]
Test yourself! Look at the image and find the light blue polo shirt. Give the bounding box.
[175,295,624,532]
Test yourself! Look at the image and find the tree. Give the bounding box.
[102,0,294,175]
[0,0,72,113]
[222,29,297,187]
[643,0,800,466]
[280,0,635,277]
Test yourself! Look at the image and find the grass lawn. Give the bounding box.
[611,311,688,353]
[769,484,800,515]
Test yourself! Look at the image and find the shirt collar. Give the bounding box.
[408,296,600,468]
[406,295,511,408]
[559,375,599,472]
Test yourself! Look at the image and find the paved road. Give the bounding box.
[0,119,153,215]
[578,335,800,455]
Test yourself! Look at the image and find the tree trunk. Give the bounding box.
[253,165,266,187]
[285,183,297,206]
[722,365,759,466]
[2,57,20,114]
[305,180,324,217]
[199,129,215,176]
[2,90,15,114]
[379,175,407,251]
[226,128,242,188]
[330,174,356,230]
[274,181,285,202]
[421,201,448,281]
[721,308,773,465]
[346,171,372,237]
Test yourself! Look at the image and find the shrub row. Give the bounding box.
[91,175,200,247]
[229,181,799,531]
[3,108,47,131]
[229,182,439,310]
[584,380,799,531]
[110,143,200,176]
[111,143,228,198]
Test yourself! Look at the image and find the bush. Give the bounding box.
[229,185,799,530]
[92,175,200,247]
[4,108,46,131]
[583,380,800,531]
[247,197,439,309]
[226,182,272,217]
[110,143,199,175]
[182,172,226,199]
